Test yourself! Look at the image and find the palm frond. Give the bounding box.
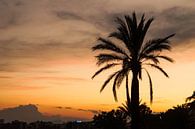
[124,14,137,53]
[125,14,137,36]
[147,64,169,77]
[109,32,134,55]
[141,34,175,55]
[112,70,126,101]
[116,70,127,88]
[132,12,137,28]
[126,74,131,104]
[143,41,171,55]
[95,53,124,66]
[114,17,130,43]
[92,63,120,79]
[92,37,128,56]
[118,100,132,116]
[186,91,195,102]
[136,14,145,47]
[109,32,125,42]
[109,16,136,55]
[140,18,154,42]
[144,69,153,104]
[140,54,174,66]
[156,55,174,63]
[140,54,160,64]
[100,71,120,92]
[112,70,122,101]
[118,103,130,115]
[137,14,145,30]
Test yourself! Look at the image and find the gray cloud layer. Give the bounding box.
[0,0,195,72]
[149,7,195,43]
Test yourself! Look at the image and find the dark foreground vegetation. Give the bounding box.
[0,93,194,129]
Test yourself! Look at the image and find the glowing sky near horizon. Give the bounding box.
[0,0,195,120]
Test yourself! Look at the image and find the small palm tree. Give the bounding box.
[119,101,152,125]
[92,12,174,129]
[186,91,195,102]
[186,91,195,110]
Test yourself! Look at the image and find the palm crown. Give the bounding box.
[92,12,174,104]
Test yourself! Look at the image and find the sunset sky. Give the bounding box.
[0,0,195,121]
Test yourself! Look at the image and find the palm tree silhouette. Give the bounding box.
[186,91,195,102]
[92,12,174,129]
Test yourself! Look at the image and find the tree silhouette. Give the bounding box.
[92,12,174,129]
[186,91,195,102]
[119,101,152,129]
[185,91,195,129]
[93,110,128,129]
[162,104,189,129]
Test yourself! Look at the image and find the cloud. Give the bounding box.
[0,104,44,122]
[0,85,47,91]
[77,108,99,114]
[55,11,83,21]
[55,106,99,114]
[12,86,47,90]
[85,109,99,114]
[64,107,73,110]
[29,76,87,81]
[148,7,195,44]
[0,75,12,79]
[55,106,63,109]
[0,39,93,72]
[0,1,194,77]
[0,104,88,123]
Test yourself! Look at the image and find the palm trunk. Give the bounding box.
[131,69,140,129]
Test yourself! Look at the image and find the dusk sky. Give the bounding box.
[0,0,195,121]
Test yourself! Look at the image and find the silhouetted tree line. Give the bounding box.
[93,95,195,129]
[0,92,194,129]
[0,120,94,129]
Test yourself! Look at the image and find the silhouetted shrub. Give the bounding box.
[93,109,128,129]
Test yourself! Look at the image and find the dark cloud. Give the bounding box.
[88,6,195,45]
[64,107,73,110]
[86,109,99,114]
[149,7,195,44]
[55,106,99,114]
[0,104,44,122]
[0,104,88,123]
[52,5,195,45]
[55,106,63,109]
[76,108,99,114]
[0,0,29,29]
[55,11,83,20]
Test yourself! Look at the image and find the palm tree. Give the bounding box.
[118,100,152,125]
[92,12,174,129]
[186,91,195,102]
[186,91,195,110]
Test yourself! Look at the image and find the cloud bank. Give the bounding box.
[0,104,90,123]
[0,0,195,72]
